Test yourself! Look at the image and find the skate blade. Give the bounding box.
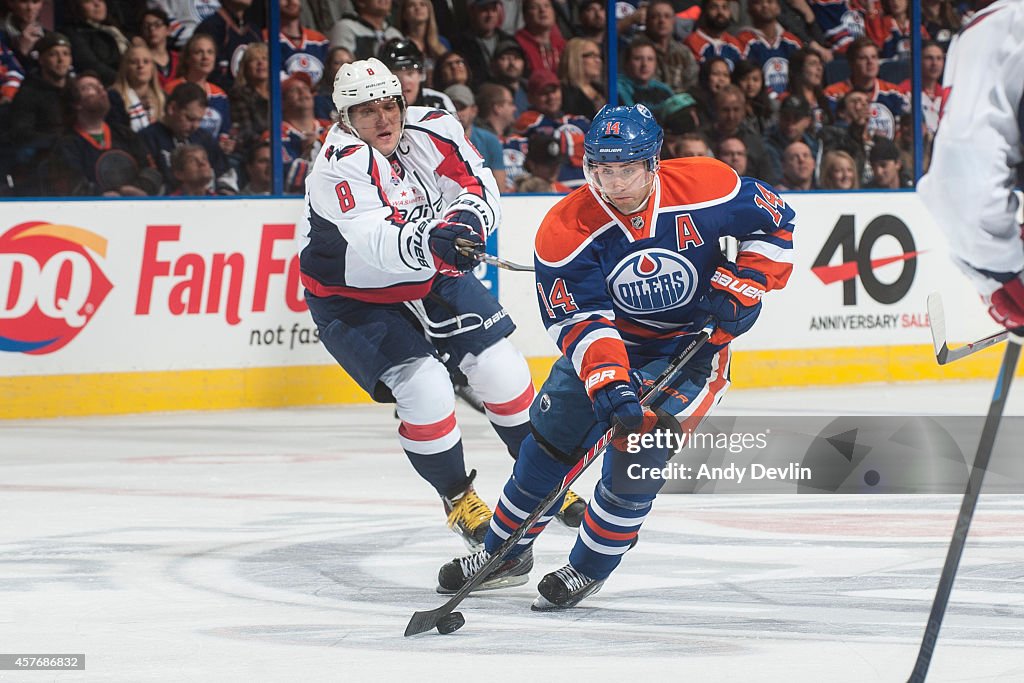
[436,573,530,595]
[530,582,605,611]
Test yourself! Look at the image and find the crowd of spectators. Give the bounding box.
[0,0,976,197]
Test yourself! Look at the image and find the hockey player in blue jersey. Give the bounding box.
[436,104,796,609]
[298,58,586,550]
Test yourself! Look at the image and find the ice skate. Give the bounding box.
[437,546,533,594]
[555,489,587,528]
[531,564,605,611]
[442,470,492,550]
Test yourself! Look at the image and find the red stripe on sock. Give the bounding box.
[583,509,638,542]
[398,412,458,441]
[483,385,536,416]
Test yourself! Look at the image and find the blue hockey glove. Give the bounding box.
[592,380,645,432]
[429,221,484,276]
[705,263,768,345]
[443,209,484,238]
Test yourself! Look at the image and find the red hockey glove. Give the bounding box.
[987,275,1024,331]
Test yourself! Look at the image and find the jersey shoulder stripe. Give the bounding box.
[657,157,741,207]
[535,187,617,265]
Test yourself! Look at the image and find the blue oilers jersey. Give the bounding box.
[533,157,796,394]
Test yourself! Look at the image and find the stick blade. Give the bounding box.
[405,607,446,637]
[927,292,951,364]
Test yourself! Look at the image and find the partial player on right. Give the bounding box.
[917,0,1024,332]
[435,104,796,610]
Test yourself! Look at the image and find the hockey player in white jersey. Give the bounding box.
[918,0,1024,332]
[298,58,585,548]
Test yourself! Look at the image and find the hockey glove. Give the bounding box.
[705,263,768,345]
[443,209,484,239]
[987,274,1024,332]
[592,380,646,432]
[429,221,484,276]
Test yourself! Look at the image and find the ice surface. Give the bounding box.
[1,381,1022,682]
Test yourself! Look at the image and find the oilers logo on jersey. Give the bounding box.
[608,249,699,314]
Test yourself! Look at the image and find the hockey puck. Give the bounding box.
[435,612,465,635]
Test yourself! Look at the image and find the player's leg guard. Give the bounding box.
[382,356,491,548]
[459,338,535,458]
[482,434,571,557]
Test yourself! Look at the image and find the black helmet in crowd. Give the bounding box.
[378,38,424,72]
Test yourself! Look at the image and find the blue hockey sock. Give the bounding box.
[569,483,652,580]
[404,442,468,498]
[484,434,570,556]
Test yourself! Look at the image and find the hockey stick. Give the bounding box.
[478,252,534,272]
[454,237,535,272]
[404,325,713,637]
[927,292,1009,365]
[907,339,1020,682]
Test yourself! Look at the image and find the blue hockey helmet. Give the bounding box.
[583,104,663,212]
[583,104,664,165]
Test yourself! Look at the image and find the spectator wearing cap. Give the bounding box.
[716,135,749,175]
[512,68,591,189]
[776,139,816,190]
[864,135,909,189]
[475,82,517,139]
[49,72,159,196]
[329,0,403,60]
[453,0,514,89]
[558,37,604,120]
[646,0,698,93]
[7,32,73,192]
[824,37,906,140]
[193,0,261,91]
[617,36,673,112]
[702,84,773,181]
[684,0,743,70]
[446,83,507,193]
[515,0,565,76]
[276,0,331,89]
[280,72,329,194]
[139,81,238,194]
[396,0,450,83]
[378,38,455,113]
[575,0,605,46]
[764,93,818,183]
[489,39,529,115]
[61,0,130,87]
[515,132,570,193]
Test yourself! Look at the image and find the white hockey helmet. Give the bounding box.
[332,58,406,135]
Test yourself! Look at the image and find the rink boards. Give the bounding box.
[0,192,1010,418]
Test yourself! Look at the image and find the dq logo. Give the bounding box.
[608,248,698,313]
[811,214,923,305]
[0,222,113,354]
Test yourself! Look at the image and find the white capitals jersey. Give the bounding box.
[917,0,1024,294]
[297,106,501,303]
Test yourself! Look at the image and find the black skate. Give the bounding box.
[442,470,492,550]
[531,564,605,611]
[555,489,587,528]
[437,546,533,594]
